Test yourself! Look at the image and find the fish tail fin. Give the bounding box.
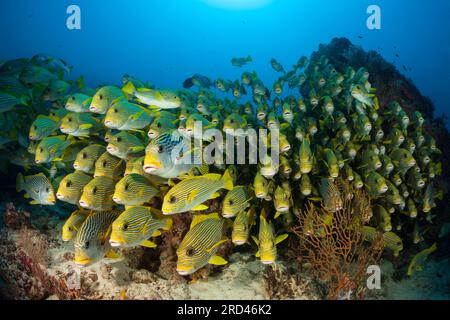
[222,169,234,191]
[122,81,136,96]
[16,173,24,192]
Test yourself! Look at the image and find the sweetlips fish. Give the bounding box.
[110,206,172,248]
[74,209,122,267]
[162,170,234,215]
[65,93,92,113]
[231,56,252,67]
[147,116,177,139]
[252,210,288,264]
[89,86,124,114]
[35,135,72,164]
[16,172,56,205]
[232,205,256,245]
[79,176,116,211]
[94,151,126,179]
[59,112,102,137]
[122,82,181,109]
[176,212,228,275]
[407,243,437,277]
[104,98,153,131]
[222,186,252,218]
[113,173,159,206]
[361,226,403,256]
[73,144,106,173]
[29,115,60,140]
[106,131,145,160]
[56,171,92,205]
[62,209,91,242]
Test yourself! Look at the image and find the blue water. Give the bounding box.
[1,0,449,123]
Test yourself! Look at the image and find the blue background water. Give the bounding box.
[1,0,449,123]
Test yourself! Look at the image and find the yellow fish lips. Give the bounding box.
[175,264,196,276]
[231,234,247,245]
[78,198,90,208]
[106,144,119,155]
[56,192,65,200]
[143,154,162,173]
[109,234,126,248]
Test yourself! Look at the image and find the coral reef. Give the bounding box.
[292,180,384,300]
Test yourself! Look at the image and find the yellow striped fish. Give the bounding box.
[74,209,122,266]
[56,171,92,205]
[35,135,71,164]
[16,172,56,205]
[62,209,91,242]
[88,86,124,114]
[176,213,228,275]
[361,226,404,256]
[74,144,106,173]
[110,206,172,248]
[252,210,288,264]
[104,99,153,131]
[59,112,102,137]
[232,205,256,245]
[106,131,145,160]
[113,173,159,206]
[28,115,60,140]
[79,176,116,211]
[94,151,126,179]
[162,169,233,215]
[65,93,92,113]
[222,186,252,218]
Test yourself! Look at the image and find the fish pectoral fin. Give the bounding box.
[105,249,121,259]
[29,200,40,205]
[255,250,260,258]
[274,211,282,219]
[208,255,228,266]
[187,189,199,202]
[151,230,161,237]
[210,192,221,199]
[140,240,157,248]
[24,193,30,198]
[275,234,289,245]
[128,146,145,153]
[154,91,164,101]
[79,124,93,130]
[251,235,259,245]
[192,204,209,211]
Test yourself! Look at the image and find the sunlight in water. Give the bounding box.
[201,0,273,10]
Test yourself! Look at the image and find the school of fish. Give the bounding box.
[1,52,444,275]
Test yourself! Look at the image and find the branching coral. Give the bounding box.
[292,180,384,300]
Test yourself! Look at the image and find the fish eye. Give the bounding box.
[102,161,107,167]
[123,223,128,231]
[113,108,118,113]
[68,227,73,231]
[66,181,72,188]
[68,118,72,122]
[157,122,161,128]
[229,200,234,205]
[33,125,37,130]
[124,184,129,191]
[39,147,43,152]
[186,247,196,257]
[116,137,122,142]
[403,154,407,158]
[92,187,98,194]
[71,96,76,100]
[229,119,234,124]
[158,145,164,153]
[82,152,87,159]
[85,241,90,249]
[169,195,176,203]
[99,95,103,100]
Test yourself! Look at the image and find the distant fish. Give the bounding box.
[231,56,252,68]
[358,35,363,39]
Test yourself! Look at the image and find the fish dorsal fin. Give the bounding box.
[190,212,220,228]
[187,189,199,202]
[202,173,222,181]
[154,91,164,101]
